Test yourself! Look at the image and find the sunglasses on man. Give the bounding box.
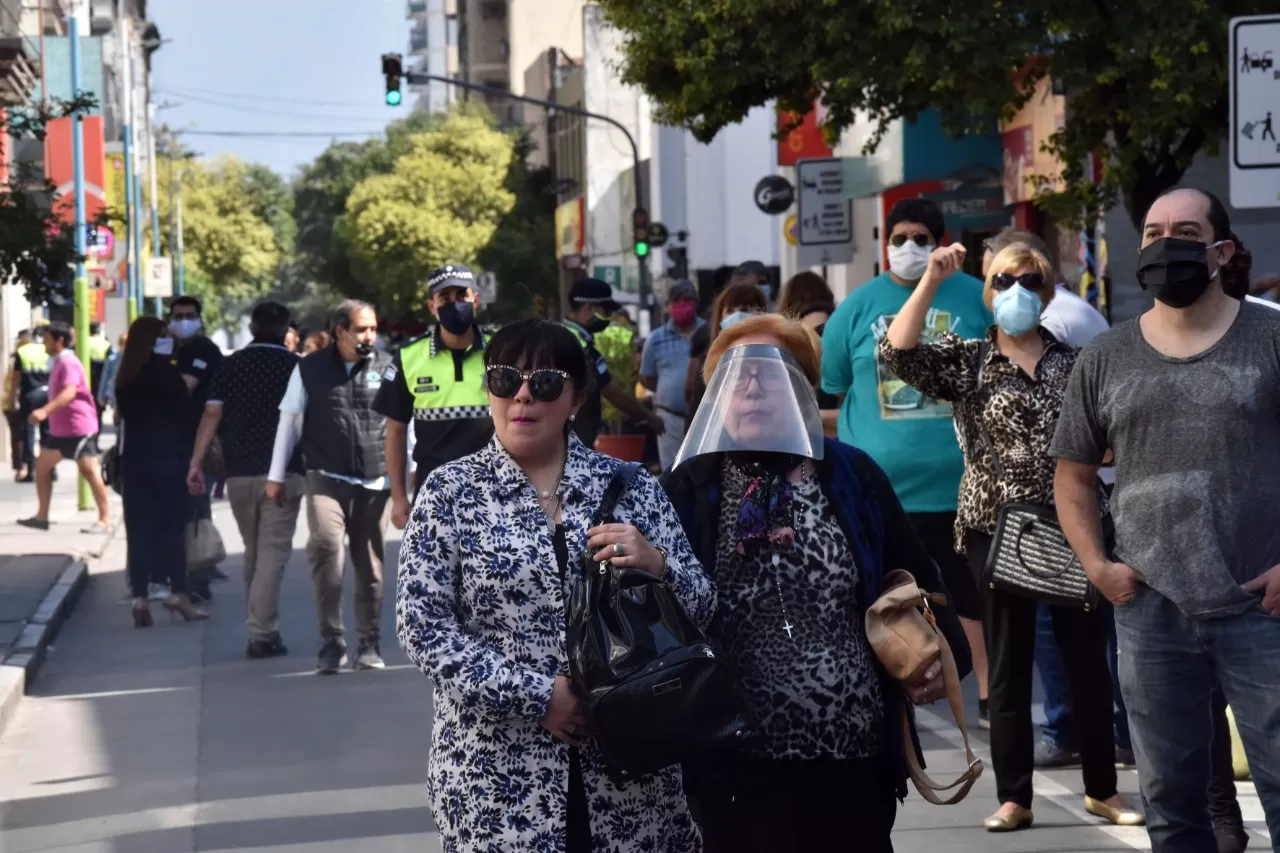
[889,233,933,248]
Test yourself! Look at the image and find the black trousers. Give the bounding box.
[966,531,1117,808]
[123,451,189,598]
[7,410,26,471]
[693,755,897,853]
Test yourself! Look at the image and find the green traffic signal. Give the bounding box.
[634,241,650,258]
[386,89,403,106]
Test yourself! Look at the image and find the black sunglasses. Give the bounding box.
[990,272,1047,292]
[485,365,570,402]
[889,233,932,248]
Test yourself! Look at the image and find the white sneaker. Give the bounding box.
[148,583,170,602]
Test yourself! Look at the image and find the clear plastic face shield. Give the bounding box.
[674,343,825,469]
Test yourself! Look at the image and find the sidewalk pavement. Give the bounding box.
[0,454,121,739]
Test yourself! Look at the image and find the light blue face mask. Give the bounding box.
[720,311,755,329]
[992,284,1043,337]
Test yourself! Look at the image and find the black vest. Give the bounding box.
[298,345,392,480]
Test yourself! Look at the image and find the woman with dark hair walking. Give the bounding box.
[115,316,206,628]
[397,319,714,851]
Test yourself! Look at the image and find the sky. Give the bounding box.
[149,0,412,177]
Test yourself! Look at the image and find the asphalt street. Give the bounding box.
[0,498,1269,852]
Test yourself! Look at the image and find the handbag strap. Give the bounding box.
[592,461,643,526]
[900,599,984,805]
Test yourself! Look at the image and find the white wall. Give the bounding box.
[582,4,649,300]
[509,0,585,95]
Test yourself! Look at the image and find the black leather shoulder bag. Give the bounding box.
[566,462,747,779]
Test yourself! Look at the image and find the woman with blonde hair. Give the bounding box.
[879,242,1141,832]
[665,313,970,852]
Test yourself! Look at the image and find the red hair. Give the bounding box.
[703,314,821,386]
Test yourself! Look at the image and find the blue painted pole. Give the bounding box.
[132,174,144,313]
[123,127,137,322]
[70,15,91,510]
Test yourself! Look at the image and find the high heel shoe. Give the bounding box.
[131,598,153,628]
[162,594,209,622]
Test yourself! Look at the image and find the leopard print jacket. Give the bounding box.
[710,460,885,761]
[878,326,1080,553]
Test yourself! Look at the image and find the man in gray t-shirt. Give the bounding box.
[1052,188,1280,853]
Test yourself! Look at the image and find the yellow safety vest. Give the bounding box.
[87,335,112,362]
[16,342,48,374]
[398,327,490,422]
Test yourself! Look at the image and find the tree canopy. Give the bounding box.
[343,112,518,319]
[599,0,1274,227]
[155,154,286,331]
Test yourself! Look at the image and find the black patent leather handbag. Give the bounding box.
[566,462,747,779]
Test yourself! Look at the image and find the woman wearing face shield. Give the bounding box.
[663,314,971,853]
[878,243,1142,832]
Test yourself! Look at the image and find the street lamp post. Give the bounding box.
[402,71,655,325]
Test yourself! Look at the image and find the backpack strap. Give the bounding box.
[592,462,643,526]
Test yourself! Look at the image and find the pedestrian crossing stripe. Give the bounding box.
[413,405,489,422]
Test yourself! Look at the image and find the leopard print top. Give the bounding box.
[711,460,885,761]
[878,326,1081,553]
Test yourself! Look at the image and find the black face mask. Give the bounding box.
[354,342,375,359]
[1137,237,1219,309]
[584,314,610,335]
[438,301,474,335]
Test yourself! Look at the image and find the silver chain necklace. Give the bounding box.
[535,451,568,536]
[767,460,810,641]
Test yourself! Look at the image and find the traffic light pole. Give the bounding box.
[402,71,654,325]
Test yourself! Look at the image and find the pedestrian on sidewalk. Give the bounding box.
[19,322,111,534]
[880,242,1142,833]
[1055,187,1280,853]
[114,317,207,628]
[684,280,769,435]
[374,265,493,531]
[188,301,303,660]
[268,299,392,675]
[86,321,112,433]
[664,314,970,853]
[5,328,33,482]
[169,296,226,599]
[821,198,994,729]
[11,323,51,483]
[640,280,704,472]
[96,331,126,422]
[980,229,1132,772]
[397,319,713,852]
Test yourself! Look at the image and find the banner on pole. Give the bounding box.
[144,257,173,298]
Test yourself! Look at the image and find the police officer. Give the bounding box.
[562,278,664,447]
[374,264,494,530]
[86,321,112,430]
[12,324,51,481]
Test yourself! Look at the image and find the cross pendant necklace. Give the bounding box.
[782,619,795,639]
[771,553,796,641]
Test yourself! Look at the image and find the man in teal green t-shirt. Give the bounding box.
[820,197,994,723]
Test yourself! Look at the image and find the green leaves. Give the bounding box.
[600,0,1274,228]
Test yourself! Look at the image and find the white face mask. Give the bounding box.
[169,318,201,340]
[153,336,175,356]
[888,240,933,281]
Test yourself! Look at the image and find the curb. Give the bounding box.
[0,558,89,739]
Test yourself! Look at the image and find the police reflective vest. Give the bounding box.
[16,341,50,402]
[398,327,490,422]
[87,335,112,363]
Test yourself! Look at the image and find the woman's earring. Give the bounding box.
[487,407,493,416]
[569,413,577,422]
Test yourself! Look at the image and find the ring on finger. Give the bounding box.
[613,542,625,557]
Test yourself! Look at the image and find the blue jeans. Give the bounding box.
[1115,585,1280,853]
[1036,602,1131,751]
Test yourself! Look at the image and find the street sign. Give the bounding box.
[754,175,796,215]
[646,222,670,247]
[1230,15,1280,207]
[784,212,798,246]
[594,265,622,288]
[796,158,852,246]
[144,256,173,298]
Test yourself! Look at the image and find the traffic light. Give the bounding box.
[633,207,650,258]
[382,53,404,106]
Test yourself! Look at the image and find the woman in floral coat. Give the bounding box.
[397,319,715,852]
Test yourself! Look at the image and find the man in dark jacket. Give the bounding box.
[267,299,392,675]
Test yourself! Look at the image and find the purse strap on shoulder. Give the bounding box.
[592,461,643,526]
[901,598,984,805]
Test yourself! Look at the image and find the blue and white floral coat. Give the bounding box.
[397,434,715,853]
